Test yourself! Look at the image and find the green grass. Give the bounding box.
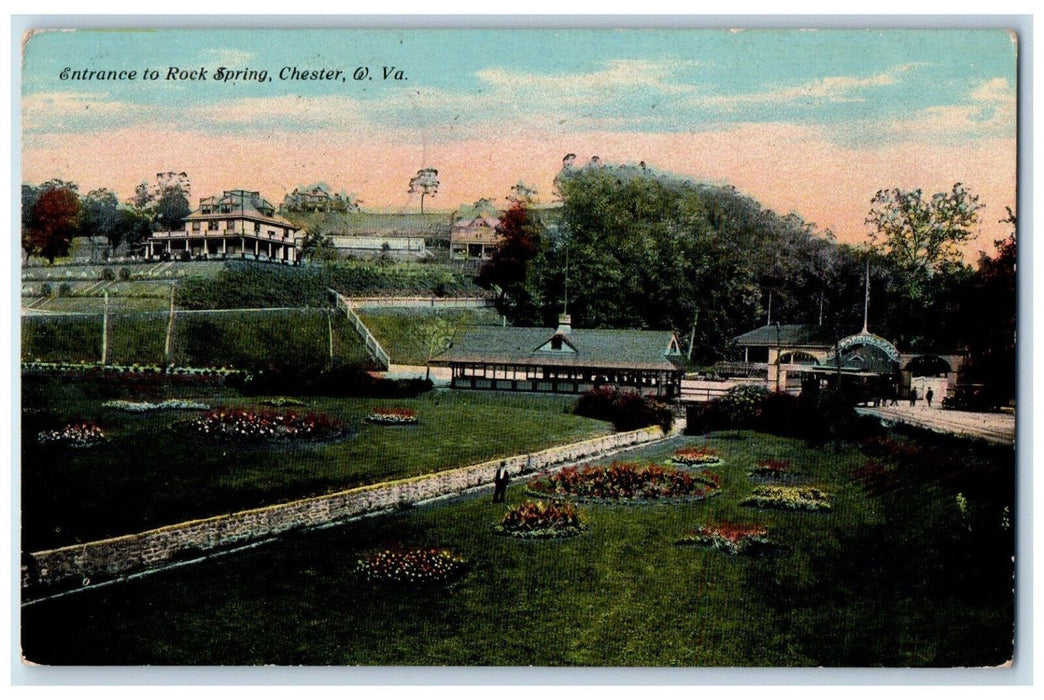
[22,309,371,368]
[20,429,1015,666]
[21,388,608,550]
[357,307,504,365]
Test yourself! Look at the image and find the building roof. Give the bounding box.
[732,323,840,348]
[432,326,683,372]
[186,190,297,229]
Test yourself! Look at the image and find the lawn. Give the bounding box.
[357,307,504,365]
[21,386,610,550]
[19,428,1015,666]
[21,308,371,368]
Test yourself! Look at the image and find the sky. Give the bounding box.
[20,28,1018,258]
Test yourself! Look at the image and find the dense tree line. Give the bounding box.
[21,173,192,263]
[477,158,1015,399]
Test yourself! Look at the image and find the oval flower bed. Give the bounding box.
[670,445,721,466]
[356,546,468,587]
[37,421,106,448]
[185,408,342,442]
[495,500,587,539]
[527,461,721,503]
[747,458,799,482]
[103,399,210,412]
[741,485,832,512]
[676,521,773,555]
[365,407,418,425]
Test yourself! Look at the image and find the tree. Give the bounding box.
[299,219,338,265]
[957,208,1016,404]
[23,180,81,264]
[153,186,191,231]
[507,181,538,205]
[79,188,124,255]
[865,183,984,277]
[408,168,439,214]
[477,200,544,323]
[129,172,192,231]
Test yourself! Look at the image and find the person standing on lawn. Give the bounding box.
[492,462,510,503]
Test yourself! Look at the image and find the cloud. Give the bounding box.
[685,66,914,111]
[475,58,702,102]
[883,77,1016,143]
[197,48,256,66]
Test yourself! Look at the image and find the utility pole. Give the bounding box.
[101,290,109,365]
[687,309,699,362]
[327,309,335,369]
[164,284,176,365]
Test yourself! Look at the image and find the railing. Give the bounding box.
[329,289,390,370]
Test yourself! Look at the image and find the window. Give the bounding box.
[551,336,563,350]
[254,222,261,233]
[191,221,201,232]
[208,220,218,231]
[226,220,236,232]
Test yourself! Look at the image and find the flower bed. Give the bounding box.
[527,461,721,503]
[365,407,418,425]
[495,500,587,539]
[37,422,106,448]
[676,521,773,555]
[103,399,210,412]
[670,445,721,466]
[747,458,794,480]
[356,547,468,587]
[741,485,832,512]
[185,408,341,442]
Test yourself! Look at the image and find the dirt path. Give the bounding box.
[857,405,1015,445]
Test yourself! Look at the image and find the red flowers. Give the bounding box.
[677,521,772,555]
[497,500,585,538]
[749,458,792,478]
[356,546,467,586]
[366,407,419,425]
[37,421,105,448]
[528,461,721,502]
[189,408,341,441]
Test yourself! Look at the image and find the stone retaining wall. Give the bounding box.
[24,424,668,592]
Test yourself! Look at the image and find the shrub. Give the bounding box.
[118,267,131,281]
[574,386,673,432]
[178,251,192,262]
[57,282,72,297]
[40,282,53,297]
[100,267,116,281]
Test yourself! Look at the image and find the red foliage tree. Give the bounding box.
[24,182,81,263]
[477,200,543,322]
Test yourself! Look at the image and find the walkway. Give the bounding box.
[856,405,1015,445]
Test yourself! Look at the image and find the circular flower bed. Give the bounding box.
[37,421,106,448]
[527,461,721,503]
[365,407,418,425]
[495,500,587,539]
[356,546,468,587]
[741,485,832,512]
[670,445,721,466]
[676,521,773,555]
[185,408,341,442]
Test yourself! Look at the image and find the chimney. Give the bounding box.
[556,313,572,335]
